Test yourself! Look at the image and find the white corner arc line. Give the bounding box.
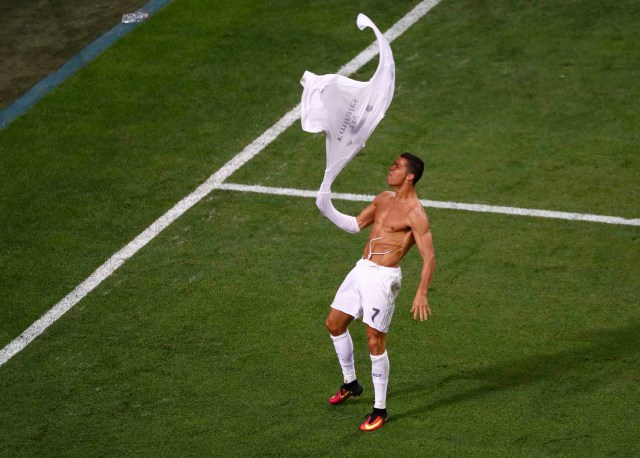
[0,0,443,367]
[217,183,640,227]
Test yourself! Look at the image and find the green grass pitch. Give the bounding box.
[0,0,638,456]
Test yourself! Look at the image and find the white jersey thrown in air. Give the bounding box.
[300,14,395,233]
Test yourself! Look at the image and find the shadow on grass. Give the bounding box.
[392,321,640,422]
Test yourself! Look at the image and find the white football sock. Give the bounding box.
[371,351,390,409]
[330,331,356,384]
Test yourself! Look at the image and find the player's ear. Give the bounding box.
[406,173,415,183]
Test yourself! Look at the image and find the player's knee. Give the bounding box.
[325,316,339,335]
[366,333,385,355]
[325,316,346,336]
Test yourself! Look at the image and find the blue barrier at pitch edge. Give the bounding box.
[0,0,173,129]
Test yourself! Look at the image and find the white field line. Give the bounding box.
[0,0,443,366]
[218,183,640,227]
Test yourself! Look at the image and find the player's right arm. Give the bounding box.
[355,201,376,230]
[355,192,389,230]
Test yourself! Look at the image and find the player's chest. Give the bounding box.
[375,205,410,232]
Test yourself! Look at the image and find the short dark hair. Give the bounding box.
[400,153,424,186]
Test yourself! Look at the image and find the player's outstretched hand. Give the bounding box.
[411,295,432,322]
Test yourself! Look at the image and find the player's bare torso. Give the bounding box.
[363,191,424,267]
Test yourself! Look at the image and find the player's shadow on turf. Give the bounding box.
[392,321,640,422]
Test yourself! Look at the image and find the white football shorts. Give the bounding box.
[330,259,402,333]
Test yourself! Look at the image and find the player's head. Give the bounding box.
[400,152,424,186]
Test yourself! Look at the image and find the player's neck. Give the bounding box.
[392,181,417,201]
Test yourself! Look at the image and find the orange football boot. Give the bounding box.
[359,408,388,431]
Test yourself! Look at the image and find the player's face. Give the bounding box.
[387,157,410,186]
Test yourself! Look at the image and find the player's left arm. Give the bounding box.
[408,206,436,321]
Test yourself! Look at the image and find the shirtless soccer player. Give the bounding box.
[323,153,436,432]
